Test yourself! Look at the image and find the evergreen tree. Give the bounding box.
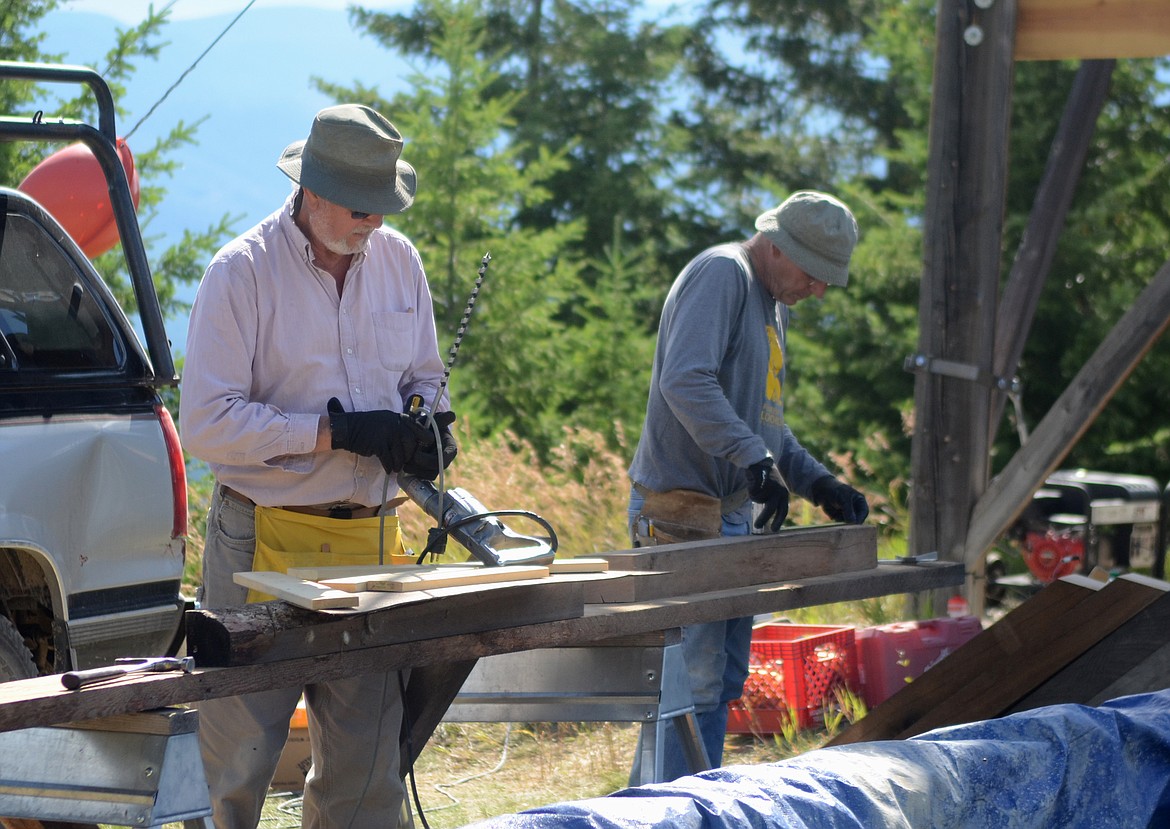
[323,0,602,456]
[1003,59,1170,479]
[351,0,694,287]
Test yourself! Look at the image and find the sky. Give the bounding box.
[68,0,410,23]
[40,0,418,351]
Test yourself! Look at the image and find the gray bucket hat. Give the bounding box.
[755,190,858,287]
[277,104,416,215]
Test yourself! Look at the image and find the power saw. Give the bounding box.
[399,474,557,567]
[397,251,556,568]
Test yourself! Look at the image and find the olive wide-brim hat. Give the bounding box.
[755,190,858,287]
[277,104,416,215]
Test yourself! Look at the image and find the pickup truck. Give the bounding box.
[0,62,188,679]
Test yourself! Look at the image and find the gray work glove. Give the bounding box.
[327,397,429,474]
[747,457,789,532]
[811,475,869,524]
[401,410,459,480]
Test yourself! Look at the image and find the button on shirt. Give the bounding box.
[179,193,447,508]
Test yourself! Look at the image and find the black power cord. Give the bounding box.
[398,668,433,829]
[416,509,559,563]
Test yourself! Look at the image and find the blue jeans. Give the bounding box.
[628,487,753,783]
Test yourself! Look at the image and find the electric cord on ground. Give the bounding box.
[428,722,514,811]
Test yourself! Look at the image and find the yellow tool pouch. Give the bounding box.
[249,506,409,603]
[636,488,722,545]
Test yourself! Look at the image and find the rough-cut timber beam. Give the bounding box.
[185,525,878,666]
[829,573,1168,745]
[0,561,963,735]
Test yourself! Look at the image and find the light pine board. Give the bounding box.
[287,560,606,593]
[548,558,609,573]
[364,564,550,592]
[233,571,359,609]
[287,563,552,592]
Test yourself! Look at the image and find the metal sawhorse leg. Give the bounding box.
[441,628,709,785]
[0,707,212,827]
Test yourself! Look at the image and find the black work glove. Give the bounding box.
[327,397,427,474]
[401,411,459,480]
[747,457,789,532]
[810,475,869,524]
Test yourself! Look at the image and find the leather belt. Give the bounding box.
[219,485,398,520]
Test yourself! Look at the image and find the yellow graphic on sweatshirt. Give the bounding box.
[762,325,785,428]
[766,326,784,402]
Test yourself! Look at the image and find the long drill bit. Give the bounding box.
[425,251,491,416]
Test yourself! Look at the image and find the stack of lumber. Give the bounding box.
[235,559,609,610]
[830,571,1170,745]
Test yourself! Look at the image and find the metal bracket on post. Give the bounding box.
[904,353,1019,393]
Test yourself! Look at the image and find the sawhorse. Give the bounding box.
[441,628,709,785]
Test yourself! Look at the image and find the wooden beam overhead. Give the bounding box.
[965,258,1170,566]
[989,60,1114,444]
[1017,0,1170,60]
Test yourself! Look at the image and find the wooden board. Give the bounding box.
[0,561,963,736]
[1017,0,1170,60]
[62,706,198,736]
[597,524,876,601]
[287,564,422,582]
[548,557,609,574]
[1005,586,1170,713]
[830,573,1168,745]
[287,563,550,592]
[366,564,549,592]
[186,560,962,672]
[232,572,358,610]
[187,577,588,667]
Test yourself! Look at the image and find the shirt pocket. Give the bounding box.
[372,310,417,371]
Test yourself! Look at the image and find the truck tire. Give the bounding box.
[0,616,36,681]
[0,621,97,829]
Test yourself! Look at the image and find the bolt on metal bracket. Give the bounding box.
[904,353,1019,392]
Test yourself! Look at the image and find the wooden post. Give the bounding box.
[910,0,1019,614]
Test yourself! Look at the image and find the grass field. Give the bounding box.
[256,719,836,828]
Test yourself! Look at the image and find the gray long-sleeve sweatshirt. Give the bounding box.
[628,243,830,511]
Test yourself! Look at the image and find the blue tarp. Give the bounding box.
[466,690,1170,828]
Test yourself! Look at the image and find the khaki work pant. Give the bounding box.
[198,485,413,829]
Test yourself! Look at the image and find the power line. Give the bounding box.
[125,0,258,140]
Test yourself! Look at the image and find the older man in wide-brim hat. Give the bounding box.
[625,190,869,784]
[181,104,457,829]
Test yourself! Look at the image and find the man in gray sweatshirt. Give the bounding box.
[627,190,869,782]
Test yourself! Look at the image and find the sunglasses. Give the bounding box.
[350,210,372,220]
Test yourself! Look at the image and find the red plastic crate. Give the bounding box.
[727,623,858,734]
[854,616,983,709]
